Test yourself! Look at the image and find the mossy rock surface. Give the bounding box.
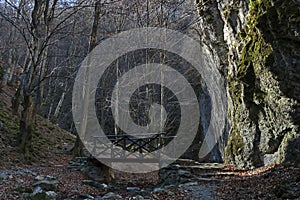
[224,0,300,168]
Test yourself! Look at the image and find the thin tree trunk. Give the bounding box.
[72,134,85,158]
[18,94,34,161]
[52,81,68,120]
[12,86,21,115]
[12,49,31,115]
[35,46,49,112]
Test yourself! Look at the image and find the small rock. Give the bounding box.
[136,189,151,197]
[94,195,103,200]
[126,187,140,192]
[8,174,13,179]
[178,170,192,177]
[10,190,19,195]
[164,185,177,190]
[167,191,175,196]
[21,193,31,200]
[33,186,43,195]
[33,175,58,191]
[132,195,144,200]
[179,181,198,187]
[68,189,80,198]
[16,178,24,183]
[0,172,6,179]
[45,191,57,199]
[82,180,108,189]
[153,188,166,194]
[102,192,122,199]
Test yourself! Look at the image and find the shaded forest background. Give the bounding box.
[0,0,200,160]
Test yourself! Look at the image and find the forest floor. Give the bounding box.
[0,87,299,200]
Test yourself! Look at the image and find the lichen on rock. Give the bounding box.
[196,0,300,168]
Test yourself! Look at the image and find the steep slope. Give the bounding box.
[0,86,75,167]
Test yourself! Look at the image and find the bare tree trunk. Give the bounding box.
[72,134,85,158]
[35,46,49,112]
[17,0,51,160]
[18,95,34,161]
[12,50,31,115]
[46,77,54,120]
[52,81,68,119]
[72,0,114,182]
[12,86,21,115]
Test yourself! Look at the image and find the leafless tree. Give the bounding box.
[0,0,89,160]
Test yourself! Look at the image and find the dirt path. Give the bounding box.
[180,184,217,200]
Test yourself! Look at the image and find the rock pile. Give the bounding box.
[68,157,104,181]
[22,175,58,200]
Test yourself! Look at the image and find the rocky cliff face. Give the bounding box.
[196,0,300,168]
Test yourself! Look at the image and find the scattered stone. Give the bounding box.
[16,178,24,183]
[179,184,217,200]
[126,187,140,192]
[136,189,151,197]
[31,172,37,176]
[45,191,57,199]
[68,157,108,181]
[131,195,145,200]
[67,189,80,198]
[167,191,175,196]
[0,172,6,179]
[21,193,31,200]
[33,175,58,191]
[179,181,198,187]
[178,170,192,177]
[32,186,43,195]
[163,185,177,190]
[62,143,74,152]
[153,188,166,194]
[82,180,108,189]
[67,157,88,170]
[102,192,122,199]
[152,187,175,196]
[158,164,195,186]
